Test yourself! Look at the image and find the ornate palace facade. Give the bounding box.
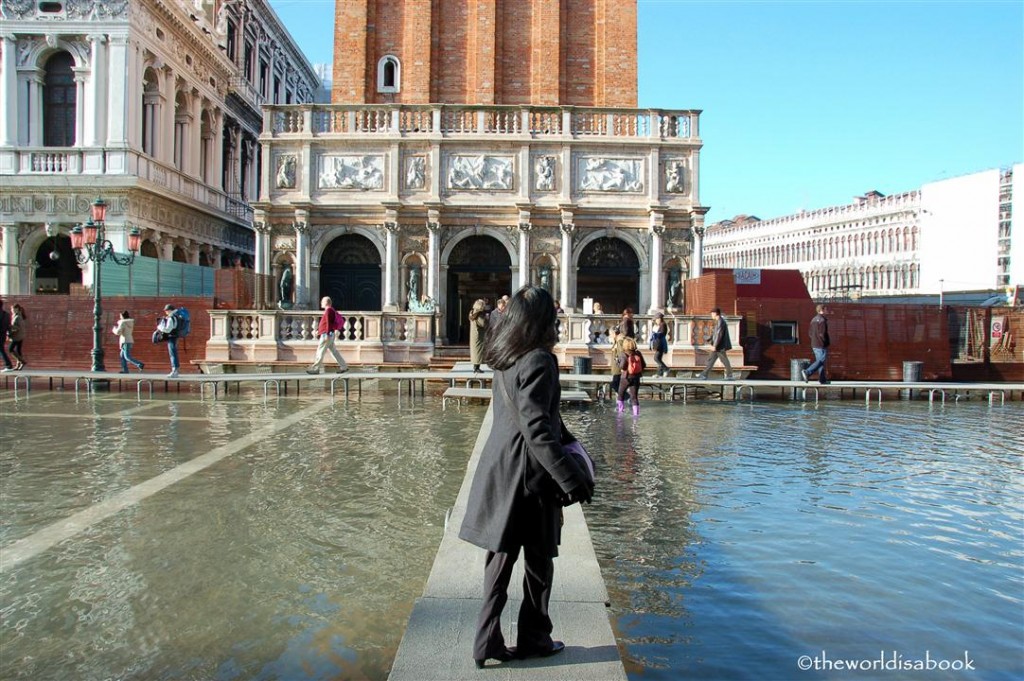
[0,0,318,295]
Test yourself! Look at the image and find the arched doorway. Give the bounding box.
[446,235,511,343]
[320,234,381,311]
[577,237,640,314]
[34,235,81,294]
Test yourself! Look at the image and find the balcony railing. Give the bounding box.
[206,310,744,369]
[266,104,699,141]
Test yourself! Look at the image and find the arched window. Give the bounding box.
[43,52,76,147]
[377,55,400,94]
[173,90,189,171]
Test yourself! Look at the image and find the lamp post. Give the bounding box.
[70,198,142,372]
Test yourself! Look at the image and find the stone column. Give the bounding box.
[1,222,19,295]
[106,35,129,147]
[648,212,665,313]
[159,236,175,261]
[85,34,107,147]
[559,219,575,311]
[0,35,17,146]
[253,215,269,275]
[691,217,706,279]
[426,213,441,307]
[27,70,44,146]
[382,220,400,312]
[294,216,309,307]
[517,220,532,290]
[73,70,87,147]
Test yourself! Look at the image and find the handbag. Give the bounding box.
[497,371,596,505]
[152,330,166,343]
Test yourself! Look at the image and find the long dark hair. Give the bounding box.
[484,286,557,370]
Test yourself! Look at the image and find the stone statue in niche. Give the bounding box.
[534,156,555,191]
[407,266,421,307]
[278,264,294,309]
[276,155,296,189]
[538,265,552,292]
[406,156,426,190]
[319,155,384,190]
[666,267,682,309]
[665,160,685,193]
[580,157,643,192]
[447,155,513,191]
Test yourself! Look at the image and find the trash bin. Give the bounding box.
[790,358,811,382]
[573,356,593,391]
[903,361,923,382]
[902,361,924,399]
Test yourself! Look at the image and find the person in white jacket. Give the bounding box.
[112,310,145,373]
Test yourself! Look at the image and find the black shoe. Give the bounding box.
[474,647,516,668]
[514,640,565,660]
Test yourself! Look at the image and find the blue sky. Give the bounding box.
[268,0,1023,225]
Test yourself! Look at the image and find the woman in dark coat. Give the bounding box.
[468,298,488,373]
[459,286,594,668]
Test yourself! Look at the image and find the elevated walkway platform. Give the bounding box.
[388,406,627,681]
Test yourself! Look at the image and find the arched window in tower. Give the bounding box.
[377,55,401,94]
[43,51,76,147]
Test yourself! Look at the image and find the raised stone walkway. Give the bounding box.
[388,405,627,681]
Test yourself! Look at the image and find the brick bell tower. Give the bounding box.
[332,0,638,106]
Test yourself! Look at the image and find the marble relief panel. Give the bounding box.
[317,155,385,190]
[446,155,514,191]
[577,157,644,193]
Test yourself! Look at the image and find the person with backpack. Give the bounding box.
[616,336,646,415]
[157,304,181,378]
[306,296,348,374]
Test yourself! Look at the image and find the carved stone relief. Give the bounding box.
[665,160,686,194]
[3,0,129,20]
[578,157,644,193]
[446,155,514,191]
[275,154,297,189]
[318,155,384,190]
[406,156,426,190]
[273,235,295,252]
[534,155,556,192]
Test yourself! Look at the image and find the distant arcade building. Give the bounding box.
[255,0,705,344]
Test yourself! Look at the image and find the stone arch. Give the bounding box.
[400,251,427,309]
[318,230,384,311]
[574,234,642,315]
[441,229,514,343]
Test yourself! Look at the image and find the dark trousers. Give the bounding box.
[473,546,554,659]
[0,341,10,368]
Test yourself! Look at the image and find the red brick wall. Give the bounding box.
[333,0,637,106]
[1,296,212,373]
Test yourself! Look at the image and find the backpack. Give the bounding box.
[174,307,191,338]
[627,351,644,376]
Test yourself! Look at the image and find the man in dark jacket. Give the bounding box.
[803,304,830,384]
[697,307,734,379]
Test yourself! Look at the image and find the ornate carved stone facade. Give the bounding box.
[0,0,318,295]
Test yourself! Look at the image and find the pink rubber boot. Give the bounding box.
[631,403,639,416]
[616,400,624,413]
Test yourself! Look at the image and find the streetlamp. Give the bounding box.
[70,198,142,372]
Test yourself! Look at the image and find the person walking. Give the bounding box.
[802,304,831,384]
[696,307,734,380]
[469,298,488,373]
[306,296,348,374]
[112,310,144,373]
[157,304,180,378]
[616,337,646,415]
[650,313,669,377]
[459,285,594,669]
[7,303,27,371]
[0,301,12,371]
[607,326,626,398]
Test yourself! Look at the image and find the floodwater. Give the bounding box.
[1,390,1021,681]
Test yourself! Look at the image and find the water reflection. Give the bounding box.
[570,402,1024,681]
[1,395,482,681]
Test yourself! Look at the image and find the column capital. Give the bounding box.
[559,222,575,237]
[293,221,308,234]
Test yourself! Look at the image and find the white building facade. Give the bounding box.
[0,0,318,295]
[703,164,1021,300]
